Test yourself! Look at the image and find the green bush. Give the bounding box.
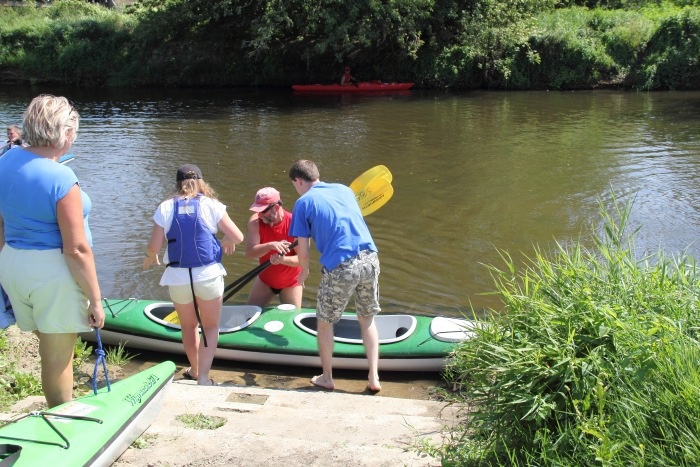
[634,7,700,89]
[0,0,134,86]
[516,7,641,89]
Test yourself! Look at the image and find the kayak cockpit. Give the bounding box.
[144,303,262,333]
[293,313,417,344]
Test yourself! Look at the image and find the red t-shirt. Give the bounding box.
[258,209,301,289]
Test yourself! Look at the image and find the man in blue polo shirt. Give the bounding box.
[288,159,381,392]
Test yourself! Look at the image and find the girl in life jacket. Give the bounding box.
[144,164,244,386]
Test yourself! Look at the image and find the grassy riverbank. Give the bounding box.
[427,195,700,465]
[0,0,697,89]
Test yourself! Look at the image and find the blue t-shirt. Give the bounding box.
[289,182,376,271]
[0,147,92,249]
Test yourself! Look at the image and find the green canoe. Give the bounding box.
[81,298,476,372]
[0,360,175,466]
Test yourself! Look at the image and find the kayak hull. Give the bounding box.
[0,360,175,467]
[82,299,476,372]
[292,82,414,93]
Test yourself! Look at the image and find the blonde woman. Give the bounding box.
[0,94,105,408]
[144,164,244,386]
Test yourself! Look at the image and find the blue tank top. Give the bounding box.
[166,196,222,268]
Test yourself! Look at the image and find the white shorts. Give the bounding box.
[0,244,91,333]
[168,275,224,304]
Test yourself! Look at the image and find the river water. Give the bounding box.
[1,86,699,395]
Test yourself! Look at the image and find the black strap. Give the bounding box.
[0,444,21,466]
[222,262,271,302]
[0,412,102,450]
[188,268,207,347]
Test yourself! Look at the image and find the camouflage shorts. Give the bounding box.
[317,250,381,324]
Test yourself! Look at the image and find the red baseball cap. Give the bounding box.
[249,187,281,212]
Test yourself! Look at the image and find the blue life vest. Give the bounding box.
[0,284,14,329]
[166,196,222,268]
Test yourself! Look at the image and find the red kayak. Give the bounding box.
[292,81,414,93]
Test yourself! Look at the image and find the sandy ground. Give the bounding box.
[2,326,458,466]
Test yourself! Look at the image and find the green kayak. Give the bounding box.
[81,298,476,372]
[0,360,175,466]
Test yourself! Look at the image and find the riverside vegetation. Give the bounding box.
[0,0,697,89]
[425,194,700,465]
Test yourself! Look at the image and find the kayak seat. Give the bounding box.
[293,313,417,345]
[144,302,262,333]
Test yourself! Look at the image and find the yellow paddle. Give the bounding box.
[356,176,394,216]
[349,164,392,193]
[163,165,394,325]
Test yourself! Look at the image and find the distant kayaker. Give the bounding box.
[288,160,382,392]
[0,94,105,408]
[143,164,244,386]
[340,65,358,86]
[245,187,302,308]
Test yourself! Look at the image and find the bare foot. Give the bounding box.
[310,374,335,390]
[368,375,381,392]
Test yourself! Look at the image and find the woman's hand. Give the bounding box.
[221,236,237,255]
[143,252,160,270]
[88,301,106,329]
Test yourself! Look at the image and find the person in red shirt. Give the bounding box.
[340,66,357,86]
[245,187,302,308]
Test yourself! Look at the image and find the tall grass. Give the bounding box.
[431,193,700,465]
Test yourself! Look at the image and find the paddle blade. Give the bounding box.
[164,312,181,325]
[357,178,394,216]
[349,165,393,194]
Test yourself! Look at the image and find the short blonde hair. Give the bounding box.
[22,94,79,148]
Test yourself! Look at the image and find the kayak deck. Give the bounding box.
[0,360,175,466]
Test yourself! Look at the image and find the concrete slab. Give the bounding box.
[113,379,456,466]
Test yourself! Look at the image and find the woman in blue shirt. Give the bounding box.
[0,94,105,408]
